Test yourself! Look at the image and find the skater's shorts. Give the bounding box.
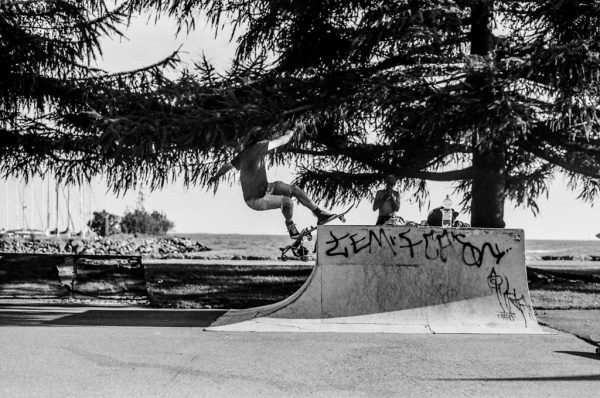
[245,181,291,211]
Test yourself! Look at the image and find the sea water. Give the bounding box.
[176,233,600,261]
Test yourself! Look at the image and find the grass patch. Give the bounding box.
[528,268,600,310]
[145,263,312,308]
[531,290,600,310]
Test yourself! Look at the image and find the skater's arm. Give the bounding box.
[267,130,295,151]
[208,162,234,183]
[391,190,400,212]
[372,191,384,211]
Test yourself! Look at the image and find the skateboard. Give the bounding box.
[279,207,352,261]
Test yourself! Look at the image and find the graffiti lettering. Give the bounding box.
[324,228,425,259]
[349,233,369,254]
[396,230,422,258]
[487,267,532,326]
[424,230,441,261]
[324,227,510,269]
[324,231,350,257]
[368,229,397,255]
[423,230,455,262]
[453,233,509,267]
[504,288,531,326]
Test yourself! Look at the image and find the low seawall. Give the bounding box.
[0,253,147,300]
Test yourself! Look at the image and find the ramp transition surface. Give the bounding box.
[207,226,543,333]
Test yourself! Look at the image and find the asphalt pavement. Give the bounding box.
[1,305,599,398]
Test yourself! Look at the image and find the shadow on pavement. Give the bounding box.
[440,374,600,382]
[555,350,600,361]
[0,306,226,327]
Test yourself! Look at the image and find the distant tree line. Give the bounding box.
[88,208,174,236]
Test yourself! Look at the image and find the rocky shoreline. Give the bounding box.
[539,255,600,261]
[0,236,211,259]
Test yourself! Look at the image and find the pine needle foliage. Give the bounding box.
[113,0,600,226]
[0,0,179,187]
[7,1,600,227]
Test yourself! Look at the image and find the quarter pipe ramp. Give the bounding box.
[207,226,543,333]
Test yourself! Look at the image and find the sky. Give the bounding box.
[5,12,599,240]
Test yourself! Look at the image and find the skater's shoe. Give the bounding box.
[286,222,301,239]
[314,208,337,225]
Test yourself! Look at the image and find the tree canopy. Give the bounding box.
[0,0,178,186]
[77,0,599,228]
[4,1,600,228]
[88,209,121,236]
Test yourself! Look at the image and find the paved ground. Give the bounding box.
[537,310,600,343]
[1,305,599,398]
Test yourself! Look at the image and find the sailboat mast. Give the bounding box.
[15,182,18,230]
[67,185,72,232]
[4,180,8,229]
[79,185,83,235]
[46,178,50,231]
[41,178,44,231]
[55,181,59,237]
[29,183,33,230]
[21,183,26,230]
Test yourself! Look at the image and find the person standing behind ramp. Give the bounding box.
[208,129,336,238]
[372,175,401,225]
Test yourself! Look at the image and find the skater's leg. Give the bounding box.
[271,181,317,211]
[247,193,299,238]
[246,193,293,220]
[281,197,300,238]
[271,181,335,225]
[281,196,294,223]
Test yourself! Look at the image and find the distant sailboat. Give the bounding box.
[1,177,94,239]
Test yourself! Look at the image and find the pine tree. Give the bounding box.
[0,0,178,186]
[27,1,600,228]
[115,0,600,227]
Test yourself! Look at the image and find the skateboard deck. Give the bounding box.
[320,206,352,225]
[279,207,352,261]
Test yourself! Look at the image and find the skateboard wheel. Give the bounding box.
[340,216,346,223]
[307,235,313,241]
[281,255,287,261]
[301,255,308,262]
[596,347,600,355]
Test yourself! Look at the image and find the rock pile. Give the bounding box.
[0,236,211,259]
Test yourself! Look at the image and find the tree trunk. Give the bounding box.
[469,1,506,228]
[471,147,506,228]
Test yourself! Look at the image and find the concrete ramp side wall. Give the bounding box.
[208,263,322,327]
[313,226,539,332]
[208,226,542,334]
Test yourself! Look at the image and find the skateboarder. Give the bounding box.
[208,129,336,238]
[372,175,401,225]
